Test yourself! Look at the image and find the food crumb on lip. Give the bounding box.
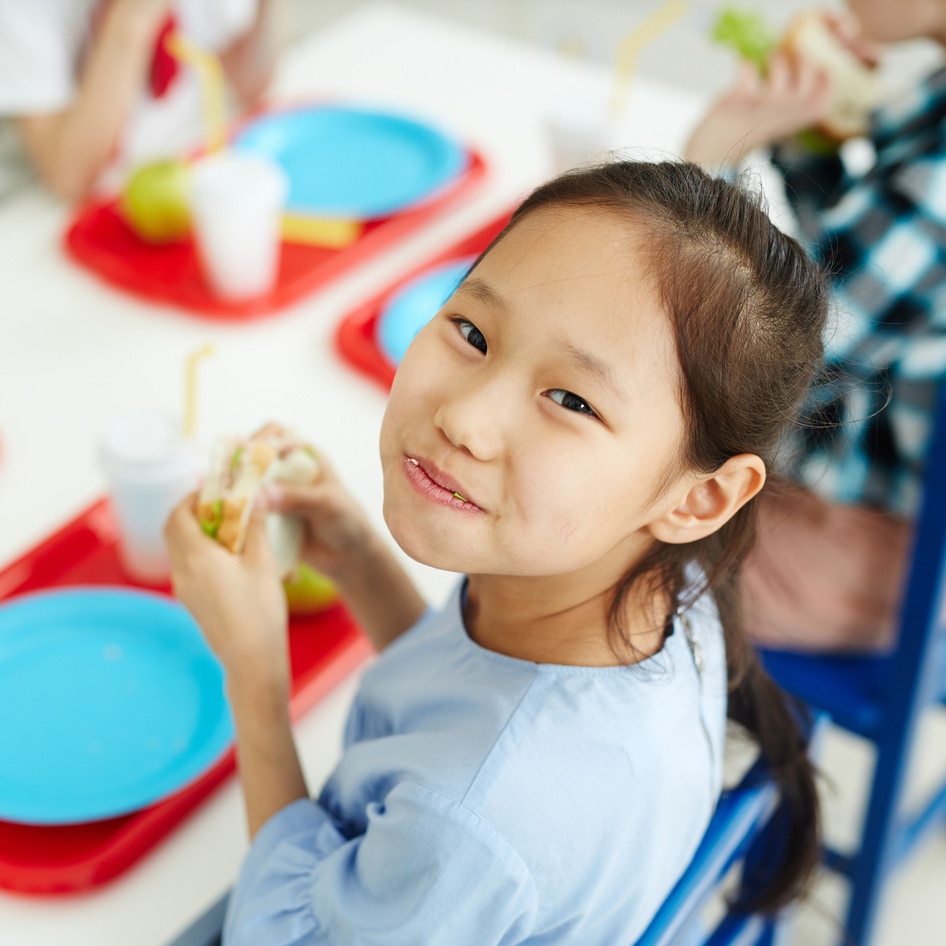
[406,456,472,506]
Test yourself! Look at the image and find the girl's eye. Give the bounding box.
[452,318,487,354]
[546,389,598,417]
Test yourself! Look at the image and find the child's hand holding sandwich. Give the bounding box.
[685,7,881,169]
[164,425,425,678]
[164,423,426,837]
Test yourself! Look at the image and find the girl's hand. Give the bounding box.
[227,424,425,651]
[166,490,311,841]
[254,431,427,651]
[823,11,881,70]
[165,494,290,694]
[258,452,378,585]
[684,52,831,168]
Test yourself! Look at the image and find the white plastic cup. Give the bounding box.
[545,90,629,173]
[98,407,201,585]
[189,151,289,301]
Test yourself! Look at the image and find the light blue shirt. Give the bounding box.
[223,580,727,946]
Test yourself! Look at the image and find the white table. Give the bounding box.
[0,5,706,944]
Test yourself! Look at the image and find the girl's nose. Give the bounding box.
[433,374,510,461]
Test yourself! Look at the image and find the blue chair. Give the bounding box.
[757,384,946,946]
[635,713,825,946]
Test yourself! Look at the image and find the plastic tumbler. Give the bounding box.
[189,151,289,301]
[98,407,201,584]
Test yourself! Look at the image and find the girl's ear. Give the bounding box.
[647,454,766,545]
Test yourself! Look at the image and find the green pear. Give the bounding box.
[120,159,192,243]
[283,562,339,616]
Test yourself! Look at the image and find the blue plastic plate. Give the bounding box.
[233,105,468,219]
[0,588,233,825]
[378,257,475,366]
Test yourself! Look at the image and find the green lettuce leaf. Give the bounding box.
[200,499,223,539]
[711,6,778,73]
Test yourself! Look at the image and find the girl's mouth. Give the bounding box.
[403,456,481,511]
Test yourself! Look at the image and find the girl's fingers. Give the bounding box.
[261,477,337,517]
[809,66,832,113]
[164,491,203,547]
[734,59,761,97]
[824,11,881,67]
[766,51,791,98]
[795,57,828,107]
[242,504,275,568]
[250,420,286,440]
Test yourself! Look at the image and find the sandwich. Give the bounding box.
[713,7,882,144]
[197,429,319,577]
[781,10,881,142]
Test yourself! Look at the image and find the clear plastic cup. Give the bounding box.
[98,407,201,585]
[545,90,628,173]
[189,151,289,301]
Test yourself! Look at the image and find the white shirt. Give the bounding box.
[0,0,258,195]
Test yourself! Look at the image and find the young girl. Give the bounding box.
[165,160,828,945]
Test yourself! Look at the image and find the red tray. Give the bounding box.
[335,210,512,389]
[0,498,373,895]
[64,148,487,322]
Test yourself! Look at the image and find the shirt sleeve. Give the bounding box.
[223,781,538,946]
[0,2,80,114]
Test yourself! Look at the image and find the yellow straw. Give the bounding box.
[165,30,365,250]
[165,31,364,250]
[165,32,227,153]
[610,0,689,117]
[183,344,215,440]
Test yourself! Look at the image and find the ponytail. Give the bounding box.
[725,620,821,912]
[611,518,822,912]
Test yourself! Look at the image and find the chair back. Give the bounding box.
[635,715,825,946]
[757,380,946,946]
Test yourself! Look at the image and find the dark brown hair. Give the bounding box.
[496,161,827,913]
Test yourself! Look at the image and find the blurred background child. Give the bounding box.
[0,0,276,199]
[684,0,946,652]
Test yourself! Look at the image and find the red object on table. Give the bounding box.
[149,15,180,98]
[0,499,373,895]
[63,148,487,322]
[334,210,512,390]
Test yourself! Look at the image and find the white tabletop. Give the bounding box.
[0,5,707,944]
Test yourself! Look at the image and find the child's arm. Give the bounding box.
[219,0,277,107]
[165,498,309,837]
[227,663,309,839]
[15,0,172,199]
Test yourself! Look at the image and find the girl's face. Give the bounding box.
[379,206,690,587]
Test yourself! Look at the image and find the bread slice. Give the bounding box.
[197,430,320,577]
[781,11,881,142]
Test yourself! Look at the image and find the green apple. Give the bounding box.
[120,159,192,244]
[283,562,339,616]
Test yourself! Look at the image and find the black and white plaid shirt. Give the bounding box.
[771,66,946,518]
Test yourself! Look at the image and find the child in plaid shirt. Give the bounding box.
[684,0,946,651]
